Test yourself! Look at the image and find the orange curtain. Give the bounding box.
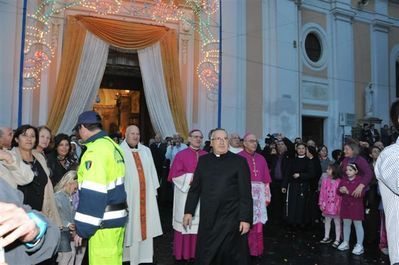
[75,15,168,49]
[47,16,86,132]
[160,30,188,139]
[48,15,188,137]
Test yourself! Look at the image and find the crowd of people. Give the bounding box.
[1,104,399,265]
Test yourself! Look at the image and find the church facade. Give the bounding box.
[1,0,399,149]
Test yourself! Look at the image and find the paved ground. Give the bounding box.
[150,204,390,265]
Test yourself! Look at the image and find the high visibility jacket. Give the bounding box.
[74,131,127,239]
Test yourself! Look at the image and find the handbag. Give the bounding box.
[58,228,72,252]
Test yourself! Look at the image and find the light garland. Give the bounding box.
[24,0,220,92]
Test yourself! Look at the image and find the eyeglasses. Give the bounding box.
[211,137,228,142]
[245,140,257,144]
[191,135,204,139]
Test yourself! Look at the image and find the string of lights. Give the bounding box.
[24,0,220,93]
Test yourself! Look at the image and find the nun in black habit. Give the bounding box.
[184,128,253,265]
[282,142,315,226]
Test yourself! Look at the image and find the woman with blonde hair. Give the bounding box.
[54,170,86,265]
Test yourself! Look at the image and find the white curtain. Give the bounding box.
[138,42,177,138]
[57,31,109,134]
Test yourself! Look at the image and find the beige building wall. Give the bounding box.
[388,2,399,19]
[353,21,371,120]
[351,0,375,12]
[245,0,263,137]
[389,27,399,56]
[301,9,327,79]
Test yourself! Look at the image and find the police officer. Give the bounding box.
[73,111,127,265]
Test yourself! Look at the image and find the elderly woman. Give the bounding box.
[47,133,78,187]
[12,124,61,226]
[340,140,373,198]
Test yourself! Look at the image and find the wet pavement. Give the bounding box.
[151,204,390,265]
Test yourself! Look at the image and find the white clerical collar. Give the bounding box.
[298,155,305,158]
[190,146,200,151]
[215,154,221,157]
[128,143,139,152]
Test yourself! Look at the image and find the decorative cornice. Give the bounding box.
[331,8,356,23]
[372,19,392,33]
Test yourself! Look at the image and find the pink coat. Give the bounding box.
[319,177,341,216]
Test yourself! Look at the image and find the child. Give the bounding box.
[337,163,365,255]
[318,163,342,248]
[54,170,85,265]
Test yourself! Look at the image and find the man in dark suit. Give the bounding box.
[149,134,167,179]
[150,134,169,205]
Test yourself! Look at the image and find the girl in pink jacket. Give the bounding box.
[319,163,342,248]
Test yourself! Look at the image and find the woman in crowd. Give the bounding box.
[318,145,330,173]
[340,140,373,199]
[11,124,62,227]
[47,133,77,187]
[36,126,52,157]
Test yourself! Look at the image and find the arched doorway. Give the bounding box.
[93,47,154,144]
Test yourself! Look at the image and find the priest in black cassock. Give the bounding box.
[183,128,253,265]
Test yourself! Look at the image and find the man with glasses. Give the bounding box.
[228,133,243,154]
[168,129,207,262]
[239,133,271,258]
[183,128,253,265]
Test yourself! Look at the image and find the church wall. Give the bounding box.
[218,0,247,136]
[353,21,371,120]
[192,27,200,125]
[388,2,399,19]
[245,0,263,138]
[0,0,23,127]
[389,27,399,58]
[351,0,375,12]
[371,21,390,124]
[301,8,328,79]
[389,26,399,103]
[266,0,300,139]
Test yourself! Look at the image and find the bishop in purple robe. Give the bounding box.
[168,129,207,262]
[239,133,272,257]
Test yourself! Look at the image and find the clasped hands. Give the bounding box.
[183,214,250,235]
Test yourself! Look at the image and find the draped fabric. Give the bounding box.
[47,15,188,138]
[159,31,188,139]
[75,15,168,49]
[138,43,177,138]
[57,31,109,134]
[47,16,86,131]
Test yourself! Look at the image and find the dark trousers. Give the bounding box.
[269,181,284,224]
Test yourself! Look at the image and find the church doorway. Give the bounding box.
[302,116,324,146]
[93,47,154,144]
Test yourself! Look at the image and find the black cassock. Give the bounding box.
[283,156,314,225]
[184,151,253,265]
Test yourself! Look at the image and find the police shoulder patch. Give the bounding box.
[85,160,92,170]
